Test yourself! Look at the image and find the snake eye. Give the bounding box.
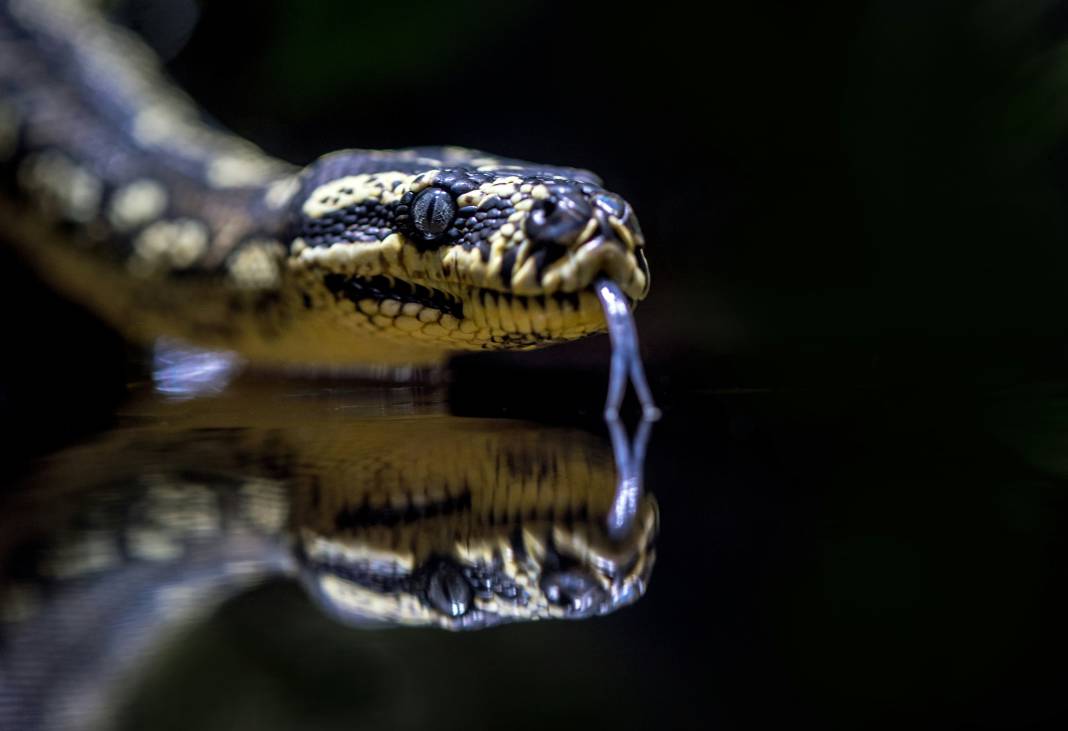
[426,561,472,617]
[411,187,456,239]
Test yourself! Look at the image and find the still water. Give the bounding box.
[2,366,1066,729]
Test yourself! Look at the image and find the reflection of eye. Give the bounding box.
[540,570,605,613]
[426,561,472,617]
[412,188,456,239]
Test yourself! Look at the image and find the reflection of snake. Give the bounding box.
[0,0,651,371]
[0,383,657,729]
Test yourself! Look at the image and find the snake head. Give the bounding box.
[302,517,658,631]
[291,418,660,631]
[285,147,650,356]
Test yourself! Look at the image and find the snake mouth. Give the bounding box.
[323,273,466,319]
[321,272,611,347]
[324,272,596,319]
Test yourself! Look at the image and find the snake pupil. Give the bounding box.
[412,188,456,239]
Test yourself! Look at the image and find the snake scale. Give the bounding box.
[0,0,654,404]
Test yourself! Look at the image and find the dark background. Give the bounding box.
[4,0,1068,728]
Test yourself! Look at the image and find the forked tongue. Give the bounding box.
[594,278,659,540]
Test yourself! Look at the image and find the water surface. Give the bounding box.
[2,372,1066,730]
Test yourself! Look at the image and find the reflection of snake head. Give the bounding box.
[293,421,658,630]
[300,502,658,631]
[287,147,651,353]
[1,395,657,638]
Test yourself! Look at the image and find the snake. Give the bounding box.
[0,383,658,730]
[0,0,657,415]
[0,6,661,725]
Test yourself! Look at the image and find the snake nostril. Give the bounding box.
[540,570,606,614]
[525,194,590,247]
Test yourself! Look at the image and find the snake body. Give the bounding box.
[0,0,650,368]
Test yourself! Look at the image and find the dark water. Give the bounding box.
[2,354,1067,730]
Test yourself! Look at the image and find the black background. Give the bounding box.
[4,1,1068,729]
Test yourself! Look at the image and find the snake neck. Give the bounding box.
[0,0,297,246]
[0,1,339,357]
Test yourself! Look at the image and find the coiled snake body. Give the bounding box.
[0,0,651,370]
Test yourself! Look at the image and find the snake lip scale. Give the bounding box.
[325,273,630,325]
[322,274,467,320]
